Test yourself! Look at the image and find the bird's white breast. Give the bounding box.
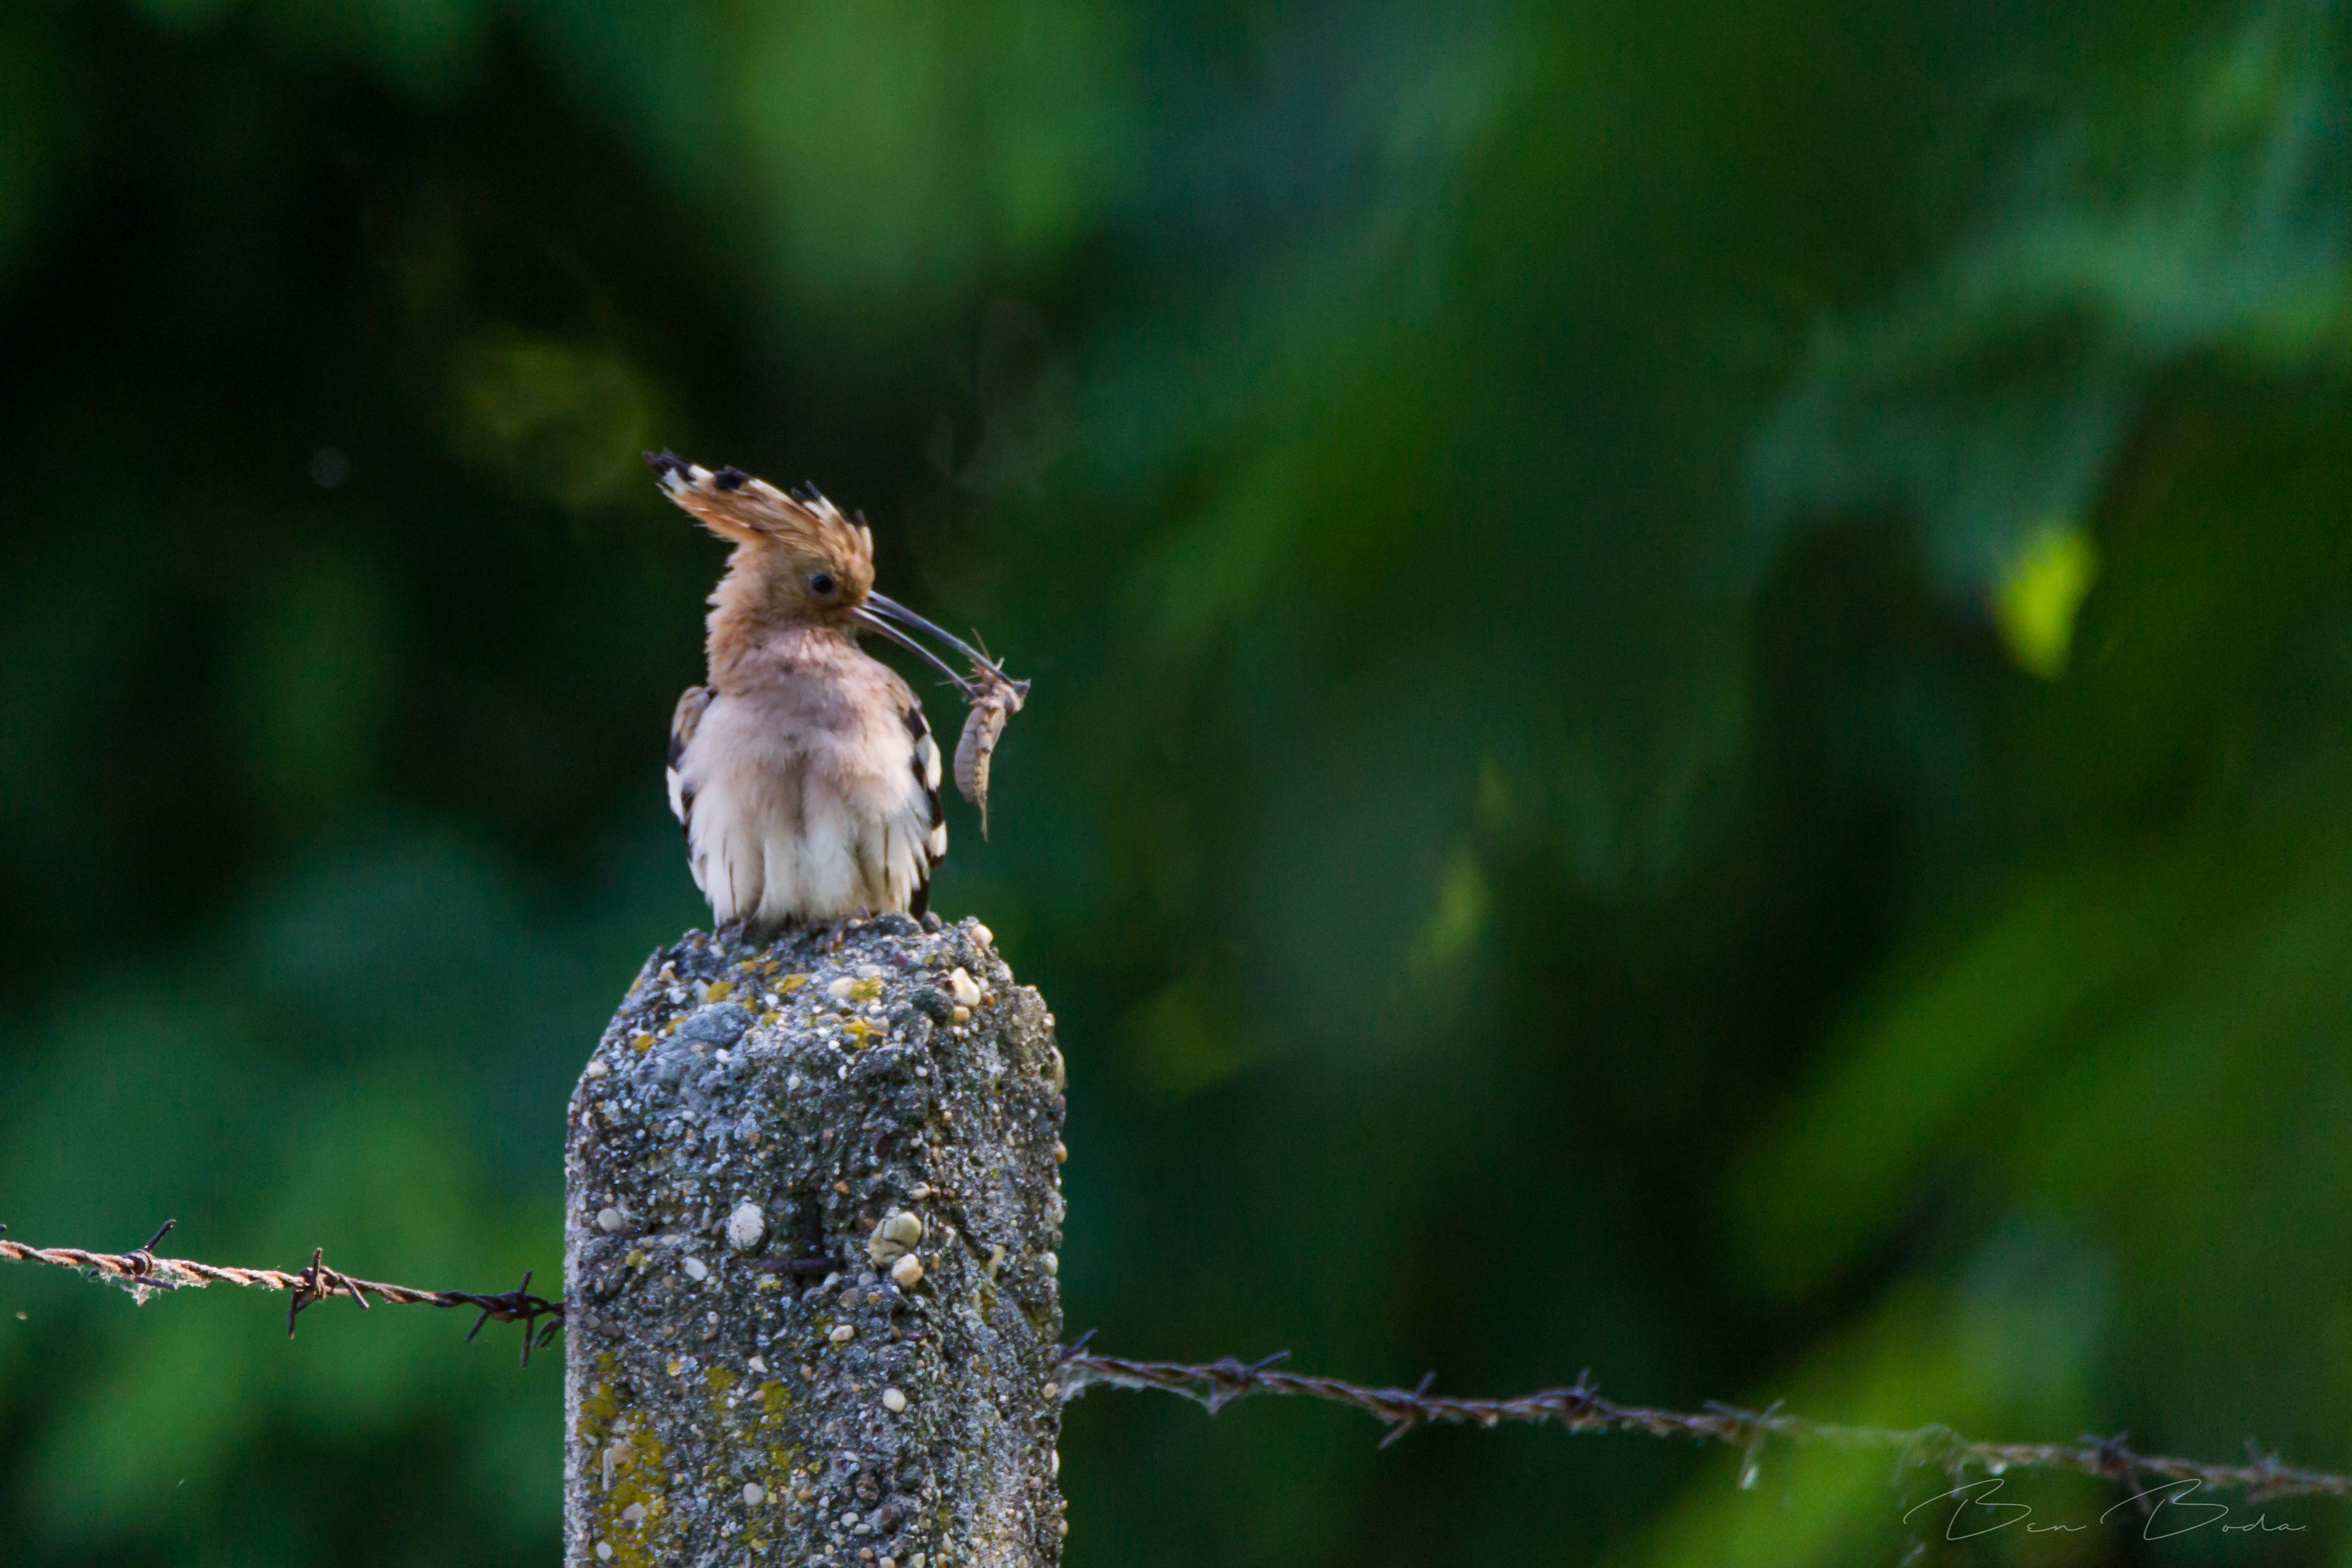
[671,638,941,926]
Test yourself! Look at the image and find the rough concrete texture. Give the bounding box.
[564,914,1068,1568]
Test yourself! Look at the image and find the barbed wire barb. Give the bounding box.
[0,1221,562,1362]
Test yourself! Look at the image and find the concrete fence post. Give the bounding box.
[563,915,1068,1567]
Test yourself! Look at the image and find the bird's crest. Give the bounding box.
[643,450,874,570]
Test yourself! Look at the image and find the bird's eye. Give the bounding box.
[808,572,838,597]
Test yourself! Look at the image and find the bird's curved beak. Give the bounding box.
[855,593,1018,697]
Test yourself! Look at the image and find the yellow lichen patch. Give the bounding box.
[842,977,884,1002]
[771,1447,807,1487]
[779,974,808,993]
[588,1431,670,1568]
[575,1354,626,1440]
[758,1380,792,1421]
[760,1011,782,1028]
[631,1034,654,1052]
[844,1018,882,1048]
[579,1362,669,1568]
[706,980,735,1002]
[703,1366,738,1395]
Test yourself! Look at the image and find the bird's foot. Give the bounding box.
[819,911,880,954]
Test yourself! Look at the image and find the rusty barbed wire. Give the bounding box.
[1054,1343,2352,1504]
[11,1221,2350,1503]
[0,1220,564,1365]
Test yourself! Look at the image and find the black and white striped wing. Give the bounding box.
[668,684,714,850]
[902,700,946,917]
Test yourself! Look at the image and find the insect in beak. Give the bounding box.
[954,659,1027,838]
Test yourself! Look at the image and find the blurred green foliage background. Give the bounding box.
[4,0,2352,1563]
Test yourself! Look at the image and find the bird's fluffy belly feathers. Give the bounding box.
[669,655,944,926]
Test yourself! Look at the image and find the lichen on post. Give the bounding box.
[563,915,1068,1567]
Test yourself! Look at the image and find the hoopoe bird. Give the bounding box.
[646,450,1020,931]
